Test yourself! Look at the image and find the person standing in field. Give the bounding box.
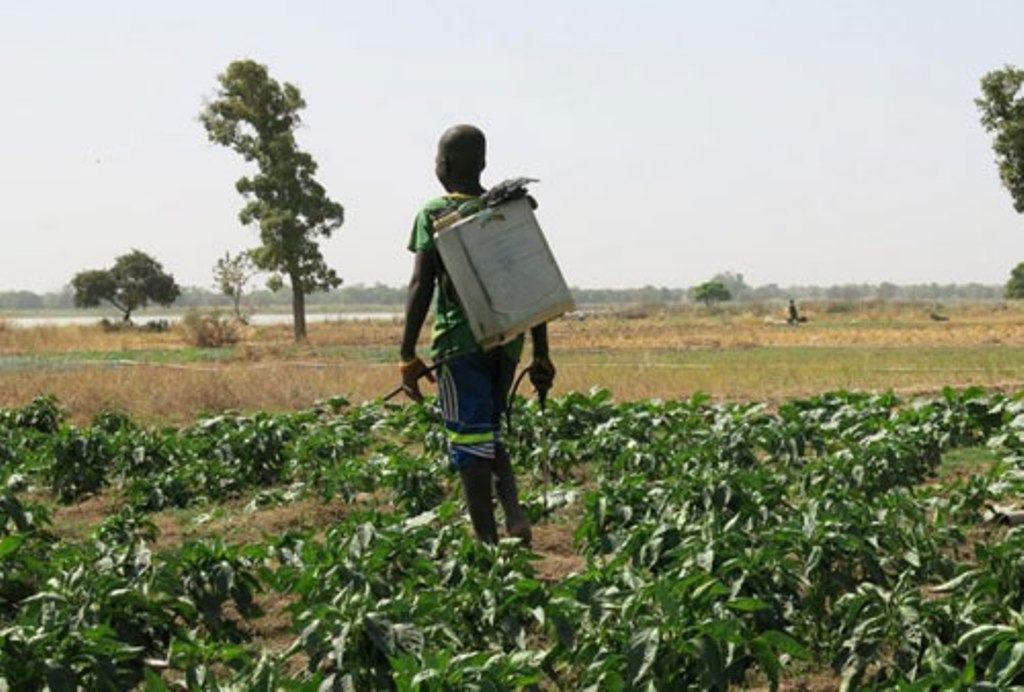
[399,123,555,546]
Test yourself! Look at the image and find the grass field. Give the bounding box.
[3,300,1024,423]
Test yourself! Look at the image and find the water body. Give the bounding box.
[2,312,401,329]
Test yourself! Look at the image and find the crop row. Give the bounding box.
[2,387,1024,688]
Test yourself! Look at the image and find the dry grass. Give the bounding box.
[0,323,183,355]
[0,362,398,424]
[3,302,1024,423]
[0,317,406,355]
[553,302,1024,350]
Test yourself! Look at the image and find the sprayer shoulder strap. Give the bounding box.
[427,198,461,230]
[426,200,461,298]
[428,194,477,235]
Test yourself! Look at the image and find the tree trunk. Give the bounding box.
[290,276,307,342]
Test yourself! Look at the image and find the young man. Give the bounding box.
[399,124,556,545]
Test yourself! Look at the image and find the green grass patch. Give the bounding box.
[559,345,1024,399]
[938,446,1002,478]
[298,344,397,362]
[0,348,238,373]
[76,347,238,364]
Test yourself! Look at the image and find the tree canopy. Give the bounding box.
[200,59,344,341]
[709,271,751,301]
[1006,263,1024,299]
[70,250,180,322]
[689,280,732,308]
[977,65,1024,213]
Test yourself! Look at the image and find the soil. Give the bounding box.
[529,521,586,582]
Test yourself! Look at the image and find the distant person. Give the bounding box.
[398,123,556,546]
[787,299,801,325]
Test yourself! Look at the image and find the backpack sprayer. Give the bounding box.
[384,177,570,505]
[384,177,570,402]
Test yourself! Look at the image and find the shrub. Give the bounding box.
[180,309,241,348]
[99,318,131,332]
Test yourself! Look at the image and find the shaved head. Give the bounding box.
[436,124,486,193]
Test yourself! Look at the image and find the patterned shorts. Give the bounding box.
[436,349,518,471]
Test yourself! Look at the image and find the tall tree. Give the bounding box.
[200,60,344,341]
[71,250,180,322]
[977,65,1024,212]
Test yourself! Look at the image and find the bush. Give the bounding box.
[180,310,241,348]
[99,318,131,332]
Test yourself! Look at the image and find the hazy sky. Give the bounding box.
[3,1,1024,293]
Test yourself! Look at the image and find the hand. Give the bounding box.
[400,357,435,403]
[528,355,556,402]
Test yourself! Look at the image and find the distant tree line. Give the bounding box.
[0,283,409,312]
[571,273,1003,305]
[1,280,1006,313]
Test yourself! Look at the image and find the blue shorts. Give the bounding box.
[436,350,518,471]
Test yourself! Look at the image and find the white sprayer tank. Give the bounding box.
[434,196,575,350]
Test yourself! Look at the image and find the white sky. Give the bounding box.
[2,1,1023,293]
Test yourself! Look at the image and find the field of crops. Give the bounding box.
[4,384,1024,689]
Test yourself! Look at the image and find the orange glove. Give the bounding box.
[400,357,436,403]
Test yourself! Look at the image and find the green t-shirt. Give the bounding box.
[408,193,525,362]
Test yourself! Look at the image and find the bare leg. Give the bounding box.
[459,457,498,544]
[493,446,532,546]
